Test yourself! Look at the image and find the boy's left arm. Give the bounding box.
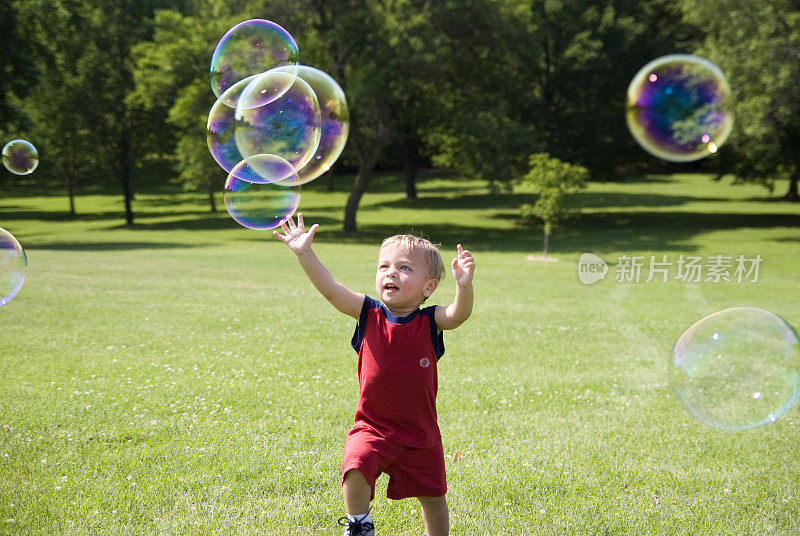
[436,244,475,330]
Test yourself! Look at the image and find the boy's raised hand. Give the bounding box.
[451,244,475,286]
[273,213,319,255]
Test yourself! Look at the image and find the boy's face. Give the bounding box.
[375,244,438,311]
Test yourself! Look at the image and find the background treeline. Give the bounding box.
[1,0,798,230]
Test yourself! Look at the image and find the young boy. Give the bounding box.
[273,213,475,536]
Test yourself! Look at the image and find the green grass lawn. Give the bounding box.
[1,171,799,535]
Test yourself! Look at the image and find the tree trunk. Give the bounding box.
[542,228,550,257]
[206,176,217,212]
[119,133,135,225]
[344,163,376,233]
[783,175,799,201]
[343,112,387,233]
[66,172,76,216]
[403,137,418,199]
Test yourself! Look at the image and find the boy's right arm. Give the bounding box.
[274,214,364,319]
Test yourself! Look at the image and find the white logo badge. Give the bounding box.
[578,253,608,285]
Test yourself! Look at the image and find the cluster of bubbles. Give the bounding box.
[626,54,734,162]
[2,139,39,175]
[207,19,349,230]
[670,307,800,431]
[0,227,27,307]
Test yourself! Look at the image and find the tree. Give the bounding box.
[131,0,399,232]
[17,0,191,223]
[520,153,588,257]
[424,0,691,188]
[91,1,153,222]
[380,0,441,199]
[531,0,697,173]
[130,4,240,212]
[424,0,540,191]
[682,0,800,200]
[0,0,45,135]
[299,0,395,233]
[26,0,100,216]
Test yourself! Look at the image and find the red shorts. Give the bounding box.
[341,424,447,500]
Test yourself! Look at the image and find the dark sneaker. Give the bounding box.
[337,512,375,536]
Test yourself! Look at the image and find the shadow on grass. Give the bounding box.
[315,223,534,253]
[308,209,800,256]
[101,212,234,231]
[369,192,537,211]
[27,207,798,255]
[0,207,219,223]
[551,211,800,255]
[595,174,677,184]
[577,192,725,209]
[8,173,798,254]
[369,191,726,212]
[28,241,202,251]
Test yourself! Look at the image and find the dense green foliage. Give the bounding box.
[2,0,798,229]
[681,0,800,199]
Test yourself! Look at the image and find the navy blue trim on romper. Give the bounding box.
[351,296,445,359]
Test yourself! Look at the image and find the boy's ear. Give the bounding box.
[423,278,439,297]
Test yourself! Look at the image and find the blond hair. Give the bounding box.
[380,234,445,282]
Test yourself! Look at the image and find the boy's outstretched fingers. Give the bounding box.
[273,213,319,254]
[273,218,292,242]
[456,244,475,271]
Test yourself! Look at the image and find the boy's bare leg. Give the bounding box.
[418,495,449,536]
[342,469,371,516]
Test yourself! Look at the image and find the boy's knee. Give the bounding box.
[418,495,447,509]
[343,468,368,485]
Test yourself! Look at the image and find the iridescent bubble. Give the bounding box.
[225,153,298,185]
[626,54,734,162]
[670,307,800,431]
[237,68,296,109]
[0,227,27,306]
[270,65,350,186]
[210,19,299,98]
[234,73,321,182]
[206,74,285,179]
[207,75,254,177]
[223,159,301,230]
[2,139,39,175]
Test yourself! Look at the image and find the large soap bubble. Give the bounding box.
[223,158,301,230]
[234,71,322,182]
[0,227,27,306]
[269,65,350,186]
[626,54,734,162]
[670,307,800,431]
[207,75,258,178]
[210,19,299,98]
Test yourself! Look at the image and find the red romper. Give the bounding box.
[341,296,447,500]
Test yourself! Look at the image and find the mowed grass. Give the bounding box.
[1,171,799,535]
